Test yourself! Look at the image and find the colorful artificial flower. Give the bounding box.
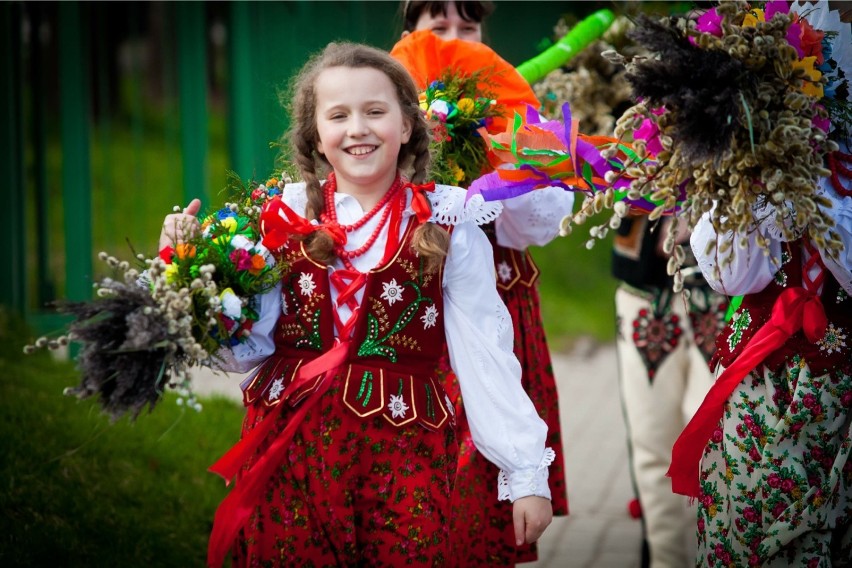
[25,174,289,420]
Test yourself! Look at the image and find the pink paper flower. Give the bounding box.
[634,116,664,156]
[696,8,722,37]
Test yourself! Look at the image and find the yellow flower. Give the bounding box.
[213,217,239,245]
[457,97,475,114]
[725,466,734,481]
[419,92,428,111]
[708,504,717,518]
[163,262,178,283]
[792,56,824,98]
[451,163,465,183]
[220,217,238,232]
[266,177,278,187]
[743,8,765,27]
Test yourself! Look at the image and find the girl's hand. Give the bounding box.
[159,199,202,250]
[512,495,553,545]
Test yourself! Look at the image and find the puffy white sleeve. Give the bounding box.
[215,283,282,373]
[690,211,783,296]
[817,177,852,294]
[443,222,554,501]
[495,186,574,250]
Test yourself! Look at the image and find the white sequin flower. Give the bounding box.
[444,394,455,417]
[388,394,410,419]
[298,272,316,297]
[817,323,847,355]
[381,278,404,305]
[497,261,512,282]
[267,378,284,401]
[421,305,439,329]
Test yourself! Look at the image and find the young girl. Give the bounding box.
[161,42,554,567]
[397,2,571,564]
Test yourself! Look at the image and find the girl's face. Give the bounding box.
[315,66,412,197]
[408,2,482,42]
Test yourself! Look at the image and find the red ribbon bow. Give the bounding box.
[260,197,347,250]
[403,181,436,225]
[667,286,827,497]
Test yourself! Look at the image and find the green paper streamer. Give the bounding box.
[516,9,616,85]
[724,295,743,322]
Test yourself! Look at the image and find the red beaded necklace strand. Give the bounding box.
[828,151,852,197]
[320,173,405,269]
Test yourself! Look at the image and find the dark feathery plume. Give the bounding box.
[626,15,752,164]
[60,283,171,421]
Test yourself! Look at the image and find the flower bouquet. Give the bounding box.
[25,175,289,420]
[419,72,500,185]
[391,29,541,187]
[468,0,852,286]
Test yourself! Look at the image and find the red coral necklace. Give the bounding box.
[827,151,852,197]
[320,173,405,270]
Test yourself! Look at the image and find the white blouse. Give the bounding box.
[691,157,852,296]
[495,186,575,250]
[226,181,554,502]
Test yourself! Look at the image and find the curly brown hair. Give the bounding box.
[287,42,449,272]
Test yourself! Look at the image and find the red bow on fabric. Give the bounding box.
[403,181,436,225]
[260,197,346,250]
[667,286,827,497]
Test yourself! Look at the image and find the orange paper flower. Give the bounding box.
[390,30,539,133]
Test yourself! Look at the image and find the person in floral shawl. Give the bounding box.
[667,2,852,565]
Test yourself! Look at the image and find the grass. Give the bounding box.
[0,312,244,567]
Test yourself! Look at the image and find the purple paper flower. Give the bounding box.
[764,0,790,21]
[634,117,664,156]
[696,8,723,37]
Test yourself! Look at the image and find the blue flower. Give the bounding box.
[268,187,281,196]
[429,80,445,90]
[216,207,236,220]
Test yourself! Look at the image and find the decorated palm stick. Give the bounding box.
[516,9,616,85]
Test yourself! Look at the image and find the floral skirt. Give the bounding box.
[443,282,568,566]
[230,377,458,567]
[697,358,852,567]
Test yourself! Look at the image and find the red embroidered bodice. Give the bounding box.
[481,222,540,290]
[242,221,454,431]
[712,240,852,376]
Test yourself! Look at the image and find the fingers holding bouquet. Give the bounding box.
[159,198,202,250]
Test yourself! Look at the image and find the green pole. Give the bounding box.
[176,2,209,206]
[0,1,24,313]
[228,1,258,180]
[58,2,93,303]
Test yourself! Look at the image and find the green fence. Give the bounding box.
[2,1,589,335]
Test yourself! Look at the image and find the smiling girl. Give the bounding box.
[161,42,555,567]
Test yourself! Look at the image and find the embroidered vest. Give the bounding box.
[481,222,540,290]
[713,241,852,376]
[242,221,454,431]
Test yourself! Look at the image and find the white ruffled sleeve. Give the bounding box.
[817,176,852,294]
[216,283,281,373]
[495,186,575,250]
[426,184,502,225]
[443,221,553,501]
[690,210,783,296]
